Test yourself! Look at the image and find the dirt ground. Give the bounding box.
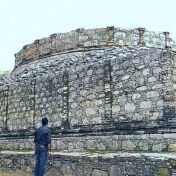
[0,171,32,176]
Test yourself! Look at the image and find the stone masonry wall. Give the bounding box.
[14,27,176,68]
[1,27,176,158]
[1,151,176,176]
[1,27,176,175]
[0,46,175,132]
[1,133,176,153]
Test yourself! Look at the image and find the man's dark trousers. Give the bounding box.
[35,146,48,176]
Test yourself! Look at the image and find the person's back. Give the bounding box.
[34,118,51,176]
[34,126,51,147]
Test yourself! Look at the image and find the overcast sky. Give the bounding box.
[0,0,176,71]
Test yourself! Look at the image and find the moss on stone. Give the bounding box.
[0,71,10,76]
[156,168,170,176]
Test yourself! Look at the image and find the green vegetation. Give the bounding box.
[0,71,10,76]
[156,168,170,176]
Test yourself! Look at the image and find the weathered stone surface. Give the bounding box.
[143,68,150,76]
[1,43,174,134]
[140,101,152,109]
[152,143,167,152]
[112,105,120,113]
[156,168,170,176]
[148,76,156,82]
[91,169,108,176]
[125,103,136,111]
[1,27,176,175]
[146,91,159,98]
[122,75,130,80]
[97,143,106,151]
[0,152,176,176]
[168,143,176,152]
[45,168,62,176]
[61,164,75,176]
[110,165,123,176]
[122,141,136,150]
[87,140,96,150]
[137,86,147,91]
[132,93,141,100]
[108,141,118,151]
[139,142,149,151]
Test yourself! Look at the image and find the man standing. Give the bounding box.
[34,117,51,176]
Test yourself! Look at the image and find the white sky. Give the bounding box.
[0,0,176,71]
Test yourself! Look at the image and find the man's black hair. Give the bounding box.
[42,117,48,126]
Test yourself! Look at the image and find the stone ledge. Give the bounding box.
[1,132,176,153]
[1,150,176,160]
[1,150,176,176]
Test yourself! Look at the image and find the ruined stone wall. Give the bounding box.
[0,151,175,176]
[0,27,176,152]
[1,133,176,153]
[0,46,175,132]
[14,27,176,68]
[1,26,176,175]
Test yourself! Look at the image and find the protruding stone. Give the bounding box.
[34,39,40,44]
[110,165,123,176]
[107,26,114,30]
[137,86,147,91]
[23,45,28,49]
[163,31,170,49]
[97,143,106,150]
[50,33,57,38]
[146,91,159,98]
[138,27,146,46]
[87,140,95,150]
[140,101,152,109]
[143,68,150,75]
[76,28,84,33]
[168,143,176,152]
[91,169,108,176]
[61,164,75,176]
[152,143,166,152]
[132,93,141,100]
[122,75,130,80]
[148,76,156,82]
[112,105,120,113]
[122,141,136,150]
[125,103,136,111]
